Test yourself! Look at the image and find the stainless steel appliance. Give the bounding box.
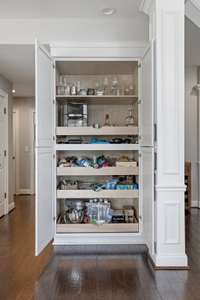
[63,102,88,127]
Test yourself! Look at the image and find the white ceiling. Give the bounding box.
[0,45,34,96]
[0,0,142,19]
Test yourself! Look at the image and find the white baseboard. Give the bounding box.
[152,253,188,268]
[54,233,144,245]
[191,200,199,207]
[16,189,33,195]
[8,202,15,212]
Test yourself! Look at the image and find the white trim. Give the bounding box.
[191,200,199,207]
[50,41,148,48]
[54,233,144,246]
[152,253,188,267]
[16,189,33,195]
[50,42,148,59]
[8,202,15,212]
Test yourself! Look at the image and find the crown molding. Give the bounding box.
[139,0,154,15]
[190,0,200,11]
[185,0,200,28]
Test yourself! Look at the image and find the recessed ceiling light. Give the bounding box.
[102,8,116,16]
[12,89,16,93]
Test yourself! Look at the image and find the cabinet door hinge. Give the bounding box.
[53,216,56,221]
[138,62,142,68]
[137,99,142,104]
[154,123,157,142]
[4,150,7,157]
[53,99,55,104]
[154,152,157,171]
[53,154,56,159]
[4,107,6,114]
[53,136,55,141]
[4,192,7,199]
[154,241,157,254]
[154,186,157,202]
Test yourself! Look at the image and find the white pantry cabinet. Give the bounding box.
[35,41,155,259]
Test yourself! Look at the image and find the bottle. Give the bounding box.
[70,82,77,95]
[111,77,120,96]
[104,113,111,126]
[125,108,134,126]
[77,81,81,94]
[103,77,109,95]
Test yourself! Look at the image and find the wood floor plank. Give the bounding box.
[0,196,200,299]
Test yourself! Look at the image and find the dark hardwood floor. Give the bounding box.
[0,195,200,300]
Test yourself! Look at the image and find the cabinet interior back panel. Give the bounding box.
[56,61,138,75]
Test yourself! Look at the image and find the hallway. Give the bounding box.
[0,195,200,300]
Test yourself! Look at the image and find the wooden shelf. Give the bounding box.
[57,166,139,176]
[56,144,140,151]
[57,189,139,199]
[56,126,138,136]
[56,223,139,233]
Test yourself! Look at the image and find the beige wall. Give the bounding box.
[0,74,13,205]
[13,97,35,194]
[185,66,198,206]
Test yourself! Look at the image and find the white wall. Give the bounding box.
[13,97,35,194]
[185,66,199,206]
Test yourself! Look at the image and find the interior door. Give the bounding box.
[140,147,154,256]
[35,41,54,255]
[12,111,16,195]
[139,42,154,147]
[0,94,8,217]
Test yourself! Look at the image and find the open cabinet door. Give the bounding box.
[140,147,154,256]
[35,41,54,255]
[139,42,154,147]
[140,41,155,256]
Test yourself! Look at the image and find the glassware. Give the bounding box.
[129,85,134,95]
[111,77,120,96]
[125,107,135,126]
[104,113,111,126]
[70,82,77,95]
[103,77,109,95]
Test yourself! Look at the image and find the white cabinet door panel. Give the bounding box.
[140,147,154,255]
[35,148,53,255]
[140,43,154,146]
[35,42,54,148]
[35,41,54,255]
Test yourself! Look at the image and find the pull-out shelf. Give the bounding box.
[57,166,139,176]
[57,189,139,199]
[56,144,140,151]
[56,223,139,233]
[56,126,138,136]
